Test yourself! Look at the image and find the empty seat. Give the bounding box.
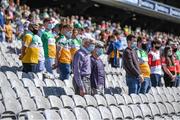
[119,105,134,119]
[0,101,5,114]
[48,95,63,109]
[98,106,113,120]
[104,94,117,106]
[171,102,180,115]
[166,94,175,103]
[13,86,29,98]
[86,106,102,120]
[0,72,11,87]
[43,109,61,120]
[130,94,142,104]
[122,94,133,105]
[64,87,75,95]
[22,78,35,87]
[109,106,123,120]
[1,86,17,98]
[148,103,161,117]
[72,95,87,108]
[139,104,152,118]
[32,78,45,87]
[94,94,107,106]
[73,107,90,120]
[33,96,51,110]
[59,108,76,120]
[172,87,180,95]
[153,94,163,103]
[3,97,22,114]
[84,95,98,107]
[54,79,65,87]
[114,94,126,105]
[167,87,174,94]
[129,104,143,119]
[163,102,176,116]
[5,71,19,81]
[171,93,180,102]
[19,111,45,120]
[60,95,75,109]
[163,87,171,95]
[64,79,74,90]
[159,94,168,103]
[138,94,148,104]
[19,97,36,111]
[146,93,156,103]
[156,103,169,116]
[27,86,43,97]
[149,87,158,95]
[44,79,56,87]
[156,87,165,95]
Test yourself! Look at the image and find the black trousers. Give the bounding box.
[22,63,37,73]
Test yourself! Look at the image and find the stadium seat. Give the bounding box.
[149,87,158,95]
[1,86,17,98]
[72,95,87,108]
[108,105,123,120]
[156,103,169,117]
[165,94,175,103]
[129,104,143,119]
[159,94,168,103]
[0,101,5,114]
[119,105,134,119]
[122,94,133,105]
[27,86,43,97]
[98,106,113,120]
[148,103,161,117]
[19,111,45,120]
[3,97,22,115]
[54,79,65,87]
[86,106,102,120]
[32,78,46,87]
[114,94,126,105]
[156,87,165,95]
[104,94,117,106]
[64,87,75,95]
[59,108,76,120]
[13,86,30,98]
[171,102,180,115]
[0,72,11,87]
[163,102,176,116]
[138,94,148,104]
[73,107,90,120]
[22,78,35,87]
[94,94,108,106]
[19,97,37,111]
[16,71,30,80]
[64,79,74,90]
[43,109,62,120]
[84,95,98,107]
[60,95,75,109]
[146,93,156,103]
[44,78,56,87]
[48,95,63,109]
[33,96,51,110]
[130,94,142,104]
[139,104,152,118]
[153,94,163,103]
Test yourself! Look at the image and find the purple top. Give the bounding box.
[73,47,91,90]
[90,56,105,89]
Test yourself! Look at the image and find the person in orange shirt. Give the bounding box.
[5,19,13,43]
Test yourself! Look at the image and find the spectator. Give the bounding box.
[41,18,56,74]
[90,41,105,95]
[19,23,40,73]
[136,37,151,94]
[107,35,121,68]
[162,46,176,87]
[73,37,96,96]
[148,40,162,87]
[123,35,143,94]
[4,18,13,43]
[0,5,5,42]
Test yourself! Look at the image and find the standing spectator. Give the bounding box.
[107,35,121,68]
[148,40,162,87]
[0,5,5,42]
[162,46,176,87]
[123,35,143,94]
[73,37,96,96]
[90,41,105,95]
[4,19,13,43]
[136,37,151,94]
[41,18,56,73]
[19,23,40,73]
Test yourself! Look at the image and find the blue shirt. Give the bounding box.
[0,12,5,27]
[73,47,91,90]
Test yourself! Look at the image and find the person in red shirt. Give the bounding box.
[162,46,176,87]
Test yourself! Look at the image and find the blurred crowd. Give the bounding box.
[0,0,180,96]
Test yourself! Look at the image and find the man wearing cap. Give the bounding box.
[90,41,105,95]
[41,18,56,74]
[19,23,40,73]
[72,37,96,96]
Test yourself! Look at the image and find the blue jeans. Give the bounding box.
[36,60,45,72]
[126,76,141,95]
[175,75,180,87]
[140,77,151,94]
[150,74,161,87]
[45,58,55,73]
[59,63,71,80]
